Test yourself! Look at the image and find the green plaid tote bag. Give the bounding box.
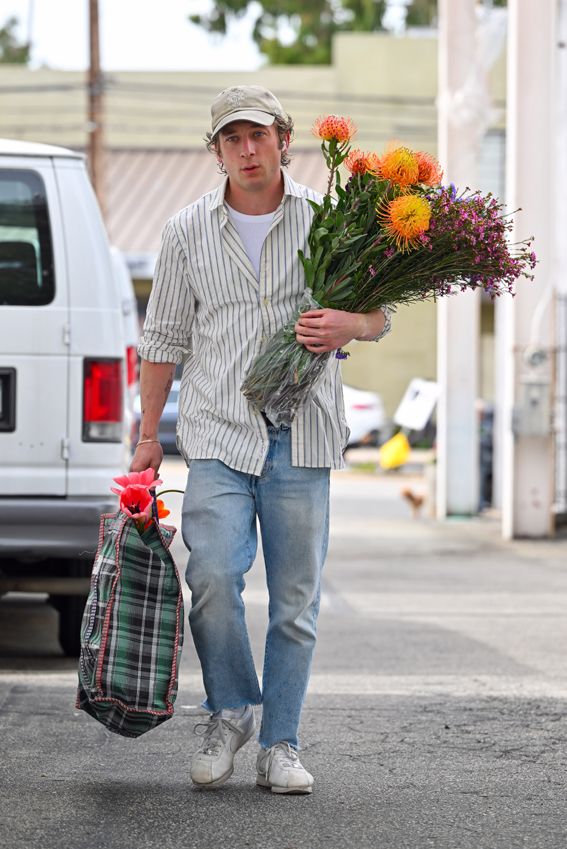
[76,511,184,737]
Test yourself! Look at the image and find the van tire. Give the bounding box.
[50,558,90,656]
[55,593,87,657]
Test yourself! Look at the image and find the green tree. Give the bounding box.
[0,17,30,64]
[191,1,508,65]
[406,0,437,28]
[190,0,388,65]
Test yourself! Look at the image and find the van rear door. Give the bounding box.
[0,160,69,496]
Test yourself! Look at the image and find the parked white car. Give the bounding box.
[343,383,386,446]
[0,139,130,654]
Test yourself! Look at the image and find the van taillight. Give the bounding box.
[126,346,139,387]
[83,358,123,442]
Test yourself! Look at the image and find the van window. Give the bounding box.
[0,169,54,306]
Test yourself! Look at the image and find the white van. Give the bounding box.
[0,139,130,655]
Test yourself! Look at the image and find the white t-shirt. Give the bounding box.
[226,203,275,279]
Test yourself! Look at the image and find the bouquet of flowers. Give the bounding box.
[240,115,537,427]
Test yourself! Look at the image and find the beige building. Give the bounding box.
[0,32,506,416]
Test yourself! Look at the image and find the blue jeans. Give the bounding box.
[181,425,330,749]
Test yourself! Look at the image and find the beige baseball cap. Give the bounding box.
[210,85,286,136]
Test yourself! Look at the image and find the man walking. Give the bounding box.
[133,85,390,794]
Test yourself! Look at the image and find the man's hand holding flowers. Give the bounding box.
[295,307,387,353]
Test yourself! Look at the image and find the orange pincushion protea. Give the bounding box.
[379,146,420,188]
[312,115,357,144]
[345,149,380,175]
[415,151,443,186]
[379,194,431,251]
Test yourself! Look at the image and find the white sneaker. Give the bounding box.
[256,742,314,795]
[191,706,255,788]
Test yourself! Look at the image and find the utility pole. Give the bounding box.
[87,0,105,217]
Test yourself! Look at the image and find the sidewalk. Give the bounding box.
[0,461,566,849]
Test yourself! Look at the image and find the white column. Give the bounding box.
[500,0,555,538]
[436,0,481,517]
[554,0,567,515]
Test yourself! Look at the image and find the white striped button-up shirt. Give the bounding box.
[138,171,389,476]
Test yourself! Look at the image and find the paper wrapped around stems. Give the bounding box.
[240,289,332,428]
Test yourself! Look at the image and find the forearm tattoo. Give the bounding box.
[140,370,174,439]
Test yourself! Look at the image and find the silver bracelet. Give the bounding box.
[372,306,392,342]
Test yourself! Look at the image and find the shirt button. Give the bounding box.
[262,297,270,306]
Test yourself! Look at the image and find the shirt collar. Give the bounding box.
[281,170,305,199]
[209,178,228,212]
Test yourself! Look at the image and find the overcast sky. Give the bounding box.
[0,0,265,70]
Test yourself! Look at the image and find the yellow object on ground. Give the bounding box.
[379,431,411,469]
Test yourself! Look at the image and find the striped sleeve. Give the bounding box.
[137,219,195,365]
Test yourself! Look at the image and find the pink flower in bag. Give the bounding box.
[117,484,154,521]
[111,469,163,527]
[111,468,162,494]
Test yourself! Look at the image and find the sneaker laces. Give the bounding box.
[194,713,243,756]
[268,742,302,772]
[194,714,226,756]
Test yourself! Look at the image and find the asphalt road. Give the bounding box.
[1,458,566,849]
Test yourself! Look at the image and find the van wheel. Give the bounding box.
[50,559,90,657]
[54,594,87,657]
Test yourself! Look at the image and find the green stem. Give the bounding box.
[326,142,337,196]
